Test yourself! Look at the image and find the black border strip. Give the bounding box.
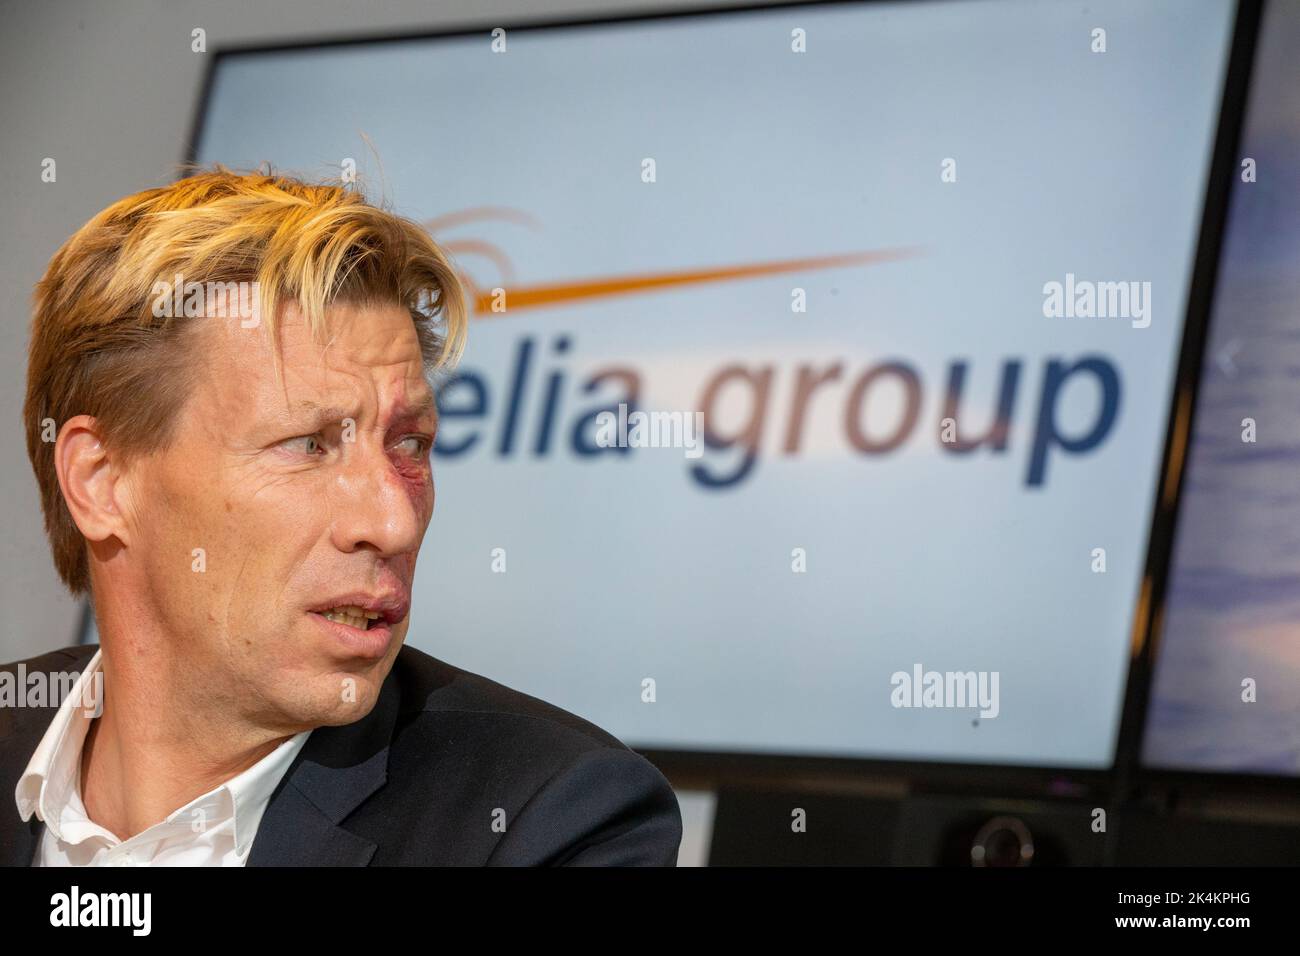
[169,0,1264,797]
[1112,0,1290,798]
[183,0,947,165]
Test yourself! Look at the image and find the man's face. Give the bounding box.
[121,300,438,731]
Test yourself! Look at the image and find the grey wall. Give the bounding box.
[0,0,758,665]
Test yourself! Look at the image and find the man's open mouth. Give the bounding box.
[315,605,384,630]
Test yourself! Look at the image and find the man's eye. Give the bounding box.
[396,436,431,457]
[284,435,324,455]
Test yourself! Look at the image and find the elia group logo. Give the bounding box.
[424,210,1125,490]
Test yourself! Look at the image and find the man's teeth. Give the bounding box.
[320,605,382,629]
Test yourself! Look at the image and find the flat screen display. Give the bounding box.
[184,0,1235,768]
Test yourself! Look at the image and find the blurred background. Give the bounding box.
[2,0,1297,865]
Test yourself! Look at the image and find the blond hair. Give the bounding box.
[24,165,467,594]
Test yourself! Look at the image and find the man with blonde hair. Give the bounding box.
[0,168,682,866]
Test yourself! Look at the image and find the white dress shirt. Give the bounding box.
[14,649,311,866]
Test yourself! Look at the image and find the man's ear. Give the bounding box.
[54,415,134,547]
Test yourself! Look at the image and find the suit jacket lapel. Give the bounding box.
[247,664,402,866]
[243,782,378,866]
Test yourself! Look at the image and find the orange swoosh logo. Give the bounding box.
[460,247,922,317]
[423,211,921,317]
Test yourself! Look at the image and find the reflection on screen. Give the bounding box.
[1143,0,1300,777]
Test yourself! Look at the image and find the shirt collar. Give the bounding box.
[224,729,310,857]
[14,647,312,858]
[14,648,105,840]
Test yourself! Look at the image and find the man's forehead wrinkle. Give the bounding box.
[268,346,363,419]
[271,380,434,430]
[252,304,432,426]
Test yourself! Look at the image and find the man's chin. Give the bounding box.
[288,670,388,728]
[268,620,405,726]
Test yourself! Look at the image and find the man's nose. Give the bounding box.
[328,440,428,557]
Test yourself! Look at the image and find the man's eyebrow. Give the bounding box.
[277,394,437,430]
[280,400,354,428]
[396,392,438,419]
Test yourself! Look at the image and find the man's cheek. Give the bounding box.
[141,490,214,581]
[405,470,435,525]
[393,454,433,496]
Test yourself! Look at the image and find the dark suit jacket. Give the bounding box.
[0,643,682,866]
